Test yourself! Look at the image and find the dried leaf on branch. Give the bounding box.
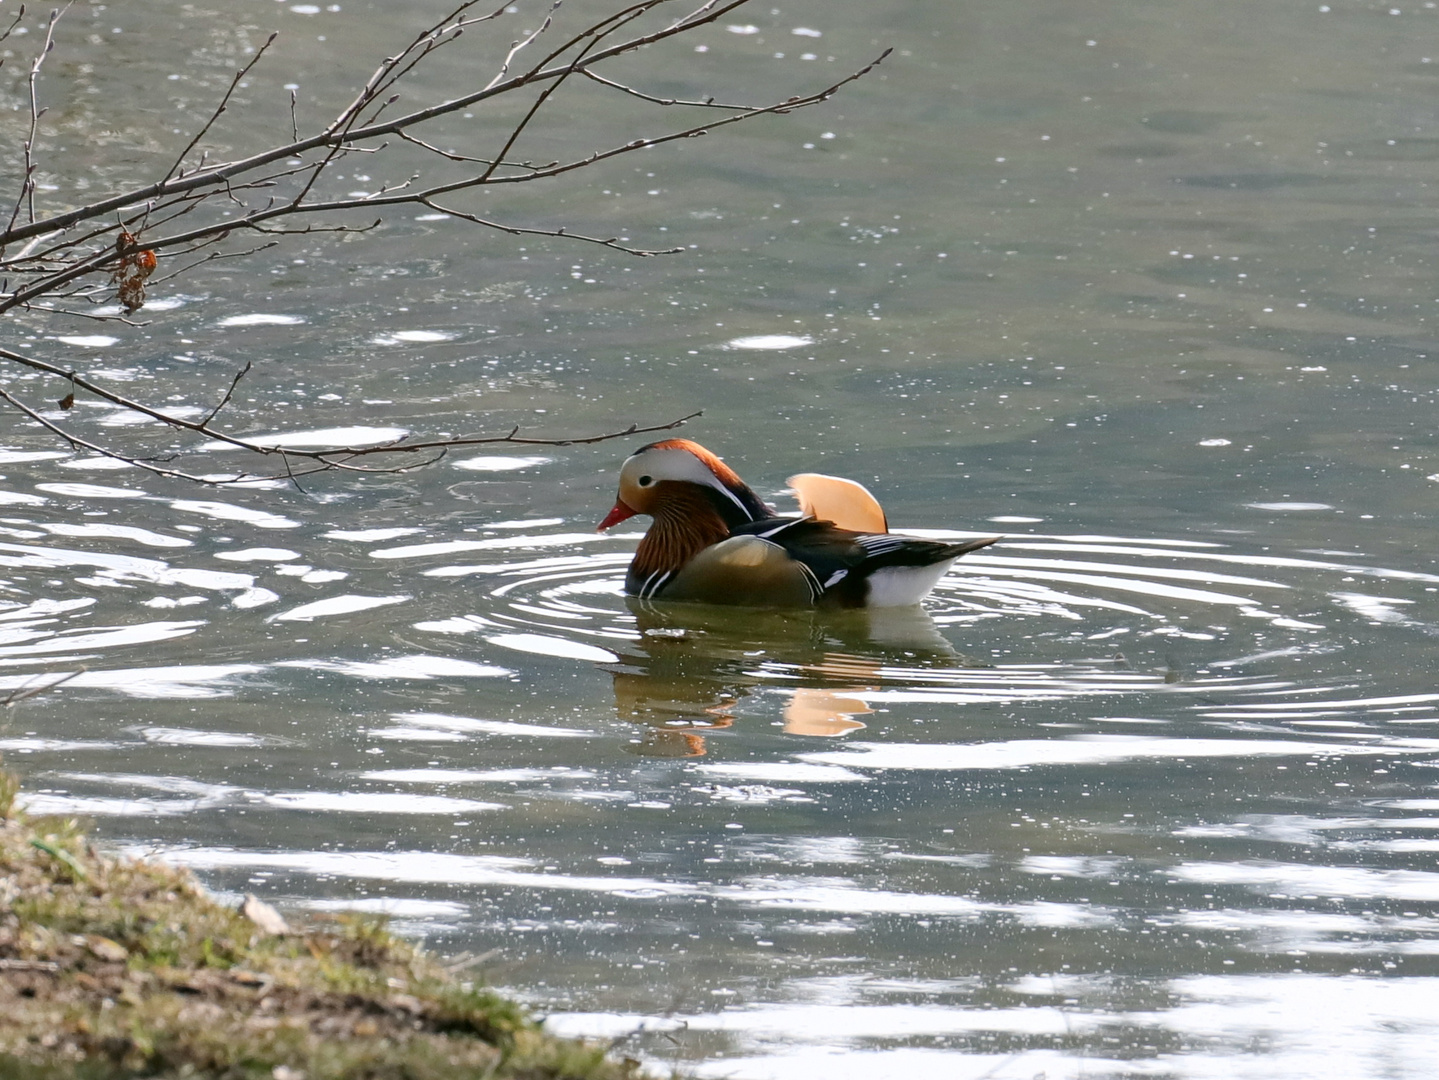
[111,231,158,314]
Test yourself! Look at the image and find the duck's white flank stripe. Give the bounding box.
[796,561,824,604]
[639,569,671,599]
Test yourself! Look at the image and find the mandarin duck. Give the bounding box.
[597,439,998,608]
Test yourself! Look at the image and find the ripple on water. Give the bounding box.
[214,313,305,327]
[53,334,119,347]
[4,506,1439,1078]
[366,712,595,740]
[370,329,457,345]
[168,500,300,529]
[0,664,261,699]
[270,594,410,622]
[275,655,510,680]
[201,426,408,450]
[35,482,146,498]
[452,455,551,472]
[798,735,1439,772]
[723,334,814,350]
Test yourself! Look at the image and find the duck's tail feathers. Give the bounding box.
[940,535,1002,560]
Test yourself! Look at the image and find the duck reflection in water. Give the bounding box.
[608,597,975,757]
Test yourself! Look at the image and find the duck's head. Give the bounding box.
[597,439,770,531]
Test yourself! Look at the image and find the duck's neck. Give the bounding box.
[631,481,758,580]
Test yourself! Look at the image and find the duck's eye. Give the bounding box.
[637,475,654,487]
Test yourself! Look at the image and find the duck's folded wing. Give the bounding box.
[732,517,1000,607]
[659,534,822,606]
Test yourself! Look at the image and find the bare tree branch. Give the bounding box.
[162,32,281,187]
[0,0,882,482]
[5,3,70,238]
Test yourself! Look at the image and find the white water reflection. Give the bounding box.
[151,847,696,896]
[258,791,507,814]
[56,457,134,471]
[485,632,619,663]
[554,975,1439,1080]
[0,490,48,505]
[35,482,146,498]
[694,762,869,784]
[39,522,191,548]
[136,727,268,747]
[271,594,410,621]
[363,767,599,783]
[0,541,264,599]
[371,330,456,345]
[215,548,301,562]
[453,455,551,472]
[800,734,1439,771]
[206,426,409,450]
[0,618,203,657]
[1171,861,1439,901]
[724,334,814,350]
[325,527,423,541]
[367,712,595,739]
[215,313,305,327]
[168,500,300,528]
[276,655,510,679]
[54,334,119,347]
[0,663,262,698]
[0,451,68,465]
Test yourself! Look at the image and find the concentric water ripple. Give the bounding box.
[4,473,1439,1079]
[361,522,1439,750]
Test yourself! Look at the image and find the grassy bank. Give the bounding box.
[0,772,649,1079]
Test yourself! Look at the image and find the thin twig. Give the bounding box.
[3,667,85,708]
[200,362,253,426]
[415,197,683,256]
[5,3,71,238]
[0,4,29,55]
[148,241,279,285]
[579,67,748,110]
[162,34,281,188]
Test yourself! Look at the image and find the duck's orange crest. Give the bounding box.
[648,439,745,489]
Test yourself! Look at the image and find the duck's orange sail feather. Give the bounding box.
[786,473,889,534]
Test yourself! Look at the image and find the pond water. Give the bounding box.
[4,1,1439,1076]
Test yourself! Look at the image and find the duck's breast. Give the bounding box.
[660,536,819,607]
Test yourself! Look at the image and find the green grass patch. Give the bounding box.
[0,771,651,1079]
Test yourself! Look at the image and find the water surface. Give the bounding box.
[3,1,1439,1077]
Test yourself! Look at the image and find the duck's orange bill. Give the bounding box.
[597,499,637,532]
